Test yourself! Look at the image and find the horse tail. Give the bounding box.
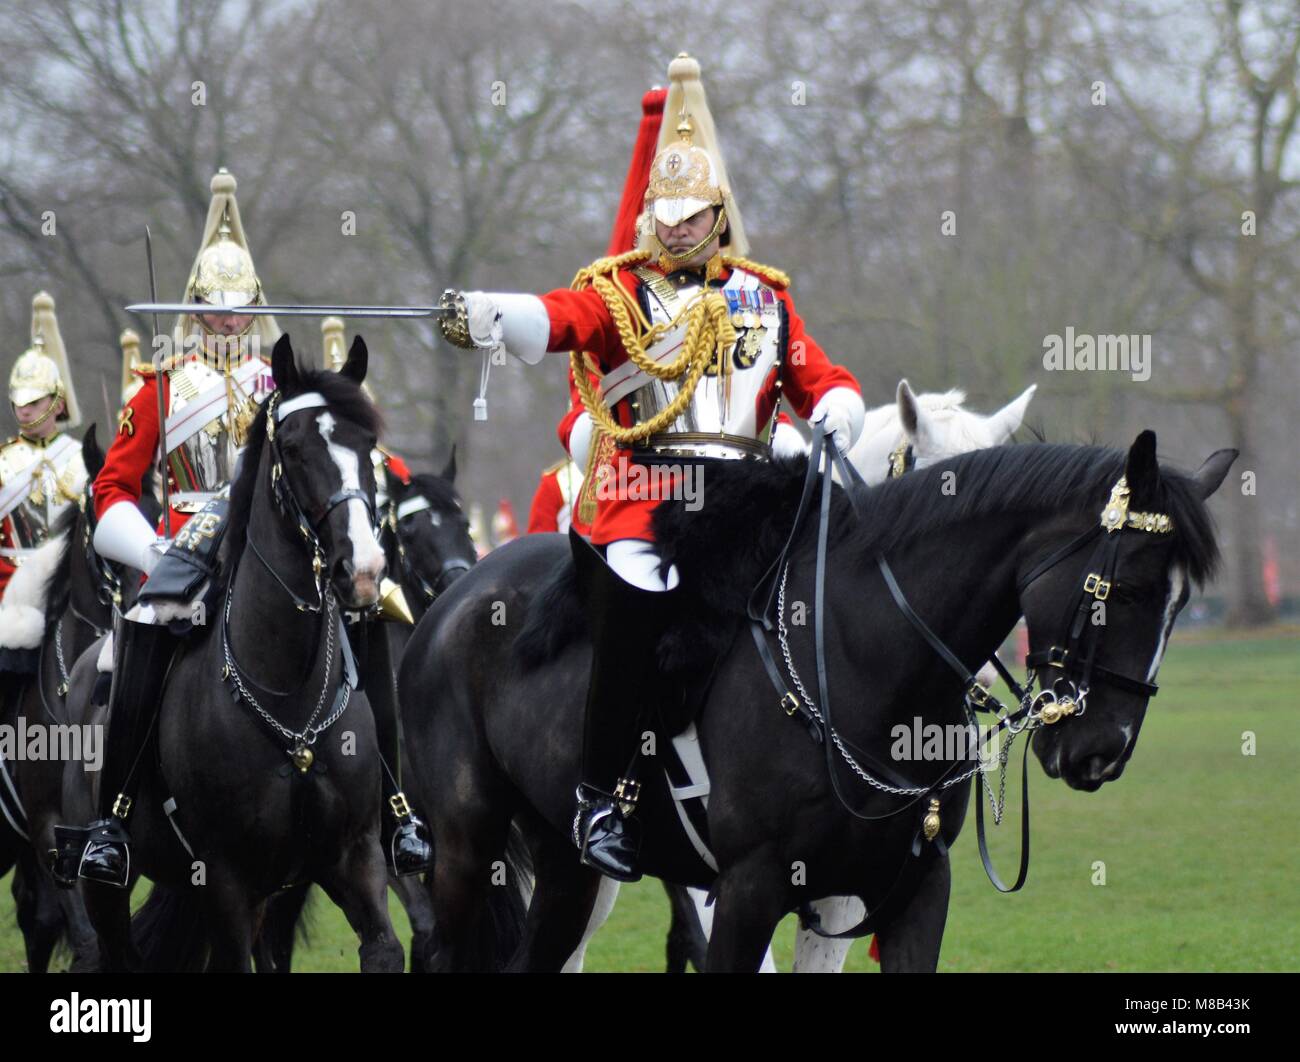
[476,823,531,971]
[132,883,209,972]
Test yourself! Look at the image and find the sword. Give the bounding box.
[126,302,453,319]
[144,227,172,538]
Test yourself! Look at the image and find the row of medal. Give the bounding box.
[725,287,779,329]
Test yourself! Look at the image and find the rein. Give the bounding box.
[220,390,365,772]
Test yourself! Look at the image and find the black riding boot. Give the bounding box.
[361,620,431,877]
[52,617,175,889]
[570,530,682,883]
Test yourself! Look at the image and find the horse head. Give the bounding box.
[847,381,1036,485]
[1020,431,1235,791]
[268,334,387,609]
[897,379,1036,468]
[388,450,476,611]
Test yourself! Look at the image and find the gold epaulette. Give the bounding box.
[543,457,568,476]
[131,363,157,377]
[723,255,790,290]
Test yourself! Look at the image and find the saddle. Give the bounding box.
[138,495,229,628]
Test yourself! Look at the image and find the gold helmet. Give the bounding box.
[10,291,81,430]
[638,54,749,260]
[175,168,280,347]
[120,327,144,404]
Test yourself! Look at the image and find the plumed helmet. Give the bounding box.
[638,54,749,257]
[175,168,280,348]
[11,291,81,429]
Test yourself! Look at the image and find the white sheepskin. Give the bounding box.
[0,534,67,650]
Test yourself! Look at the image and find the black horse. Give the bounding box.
[253,457,480,974]
[67,335,404,972]
[0,426,155,972]
[399,431,1233,971]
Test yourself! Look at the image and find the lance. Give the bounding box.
[144,227,172,538]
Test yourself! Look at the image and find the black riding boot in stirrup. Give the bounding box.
[53,617,175,889]
[363,620,432,877]
[570,530,682,884]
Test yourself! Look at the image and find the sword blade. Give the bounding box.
[126,302,452,319]
[144,226,172,538]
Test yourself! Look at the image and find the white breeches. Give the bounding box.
[605,539,680,593]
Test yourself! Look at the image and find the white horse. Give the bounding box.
[564,379,1036,972]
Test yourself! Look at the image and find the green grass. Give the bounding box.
[3,630,1296,972]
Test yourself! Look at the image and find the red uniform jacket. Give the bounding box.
[526,462,593,537]
[539,263,859,545]
[94,371,184,531]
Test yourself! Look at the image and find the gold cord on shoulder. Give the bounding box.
[567,251,788,446]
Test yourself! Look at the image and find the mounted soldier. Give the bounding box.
[438,54,866,881]
[57,169,425,886]
[56,168,279,886]
[0,292,87,674]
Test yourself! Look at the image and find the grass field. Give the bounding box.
[3,628,1296,972]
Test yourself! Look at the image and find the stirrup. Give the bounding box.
[573,785,642,883]
[386,793,431,877]
[74,817,132,889]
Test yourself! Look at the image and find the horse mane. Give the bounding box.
[223,367,384,566]
[403,471,462,512]
[657,442,1220,592]
[517,442,1221,677]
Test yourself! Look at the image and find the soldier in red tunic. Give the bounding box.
[440,56,865,880]
[62,172,429,887]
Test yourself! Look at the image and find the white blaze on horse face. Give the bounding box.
[315,412,385,588]
[1146,563,1186,683]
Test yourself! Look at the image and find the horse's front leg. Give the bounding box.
[317,830,404,973]
[874,851,951,973]
[705,858,788,973]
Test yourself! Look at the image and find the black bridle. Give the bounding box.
[750,425,1176,938]
[222,389,369,770]
[386,495,473,604]
[250,391,376,613]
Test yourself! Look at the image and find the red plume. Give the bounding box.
[606,87,668,256]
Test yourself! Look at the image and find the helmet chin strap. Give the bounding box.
[15,391,64,436]
[653,206,728,272]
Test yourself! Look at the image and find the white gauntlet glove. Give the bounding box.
[440,291,550,365]
[93,500,168,575]
[771,419,809,459]
[811,387,866,455]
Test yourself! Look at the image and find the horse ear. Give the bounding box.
[1192,448,1237,499]
[271,334,298,392]
[896,379,919,436]
[898,378,940,454]
[1124,430,1160,501]
[342,335,368,385]
[987,384,1036,441]
[441,445,457,484]
[81,423,104,479]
